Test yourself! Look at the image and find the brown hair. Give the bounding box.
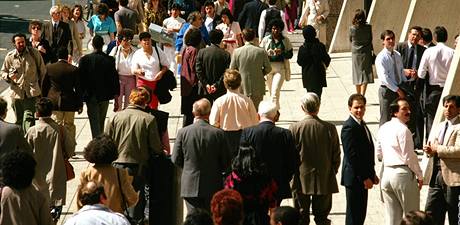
[211,189,244,225]
[129,88,150,106]
[223,69,242,90]
[29,20,42,32]
[352,9,366,26]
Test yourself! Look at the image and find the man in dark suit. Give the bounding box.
[79,35,119,138]
[42,47,82,152]
[172,98,231,214]
[396,25,426,149]
[341,94,379,225]
[238,0,268,42]
[196,29,230,102]
[240,100,298,205]
[0,97,30,155]
[41,6,72,63]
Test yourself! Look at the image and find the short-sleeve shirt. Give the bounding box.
[87,15,117,35]
[131,48,170,81]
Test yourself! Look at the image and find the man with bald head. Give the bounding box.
[172,98,231,214]
[240,100,298,205]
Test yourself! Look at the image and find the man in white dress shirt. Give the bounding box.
[418,26,455,139]
[424,95,460,225]
[257,0,288,41]
[377,98,423,225]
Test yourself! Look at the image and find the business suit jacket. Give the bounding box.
[42,60,82,111]
[424,117,460,186]
[79,51,119,102]
[196,44,230,99]
[230,42,272,97]
[0,119,31,155]
[240,121,299,200]
[172,119,231,198]
[340,116,375,187]
[289,115,340,195]
[237,0,268,33]
[396,42,425,70]
[41,21,72,62]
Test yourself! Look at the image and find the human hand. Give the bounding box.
[68,55,72,63]
[396,88,406,98]
[417,179,423,190]
[363,178,374,189]
[153,71,164,81]
[113,100,119,112]
[274,48,282,55]
[37,45,46,53]
[373,175,380,185]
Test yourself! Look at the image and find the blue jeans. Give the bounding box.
[85,97,109,138]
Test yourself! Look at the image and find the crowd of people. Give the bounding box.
[1,0,460,225]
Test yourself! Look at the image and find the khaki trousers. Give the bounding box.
[52,111,76,151]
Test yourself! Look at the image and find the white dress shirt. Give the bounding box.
[417,42,454,87]
[375,48,407,92]
[377,117,423,179]
[131,47,169,81]
[63,204,130,225]
[257,5,288,39]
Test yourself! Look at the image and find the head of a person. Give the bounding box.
[139,32,152,49]
[118,28,134,48]
[442,95,460,120]
[97,3,109,20]
[0,97,7,119]
[184,209,213,225]
[300,92,320,115]
[29,20,42,36]
[192,98,212,119]
[211,189,244,225]
[209,29,224,45]
[129,87,151,107]
[12,33,27,52]
[352,9,366,26]
[204,0,215,17]
[268,0,276,6]
[220,8,234,24]
[170,3,181,18]
[407,26,422,45]
[270,206,300,225]
[302,25,316,42]
[78,181,107,206]
[72,4,84,21]
[223,69,242,90]
[348,94,366,120]
[188,11,203,27]
[35,97,53,118]
[258,100,278,121]
[184,27,202,47]
[400,210,434,225]
[83,134,118,165]
[61,5,71,21]
[231,143,264,178]
[57,47,69,60]
[455,34,460,48]
[49,5,61,22]
[434,26,448,43]
[419,28,433,46]
[0,151,36,190]
[390,98,411,124]
[269,19,285,38]
[380,29,396,50]
[92,35,104,50]
[242,28,256,42]
[119,0,129,7]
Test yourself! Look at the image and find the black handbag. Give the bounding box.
[153,45,176,104]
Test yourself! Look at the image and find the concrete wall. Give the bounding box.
[326,0,345,49]
[328,0,363,53]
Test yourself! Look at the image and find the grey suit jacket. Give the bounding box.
[172,119,231,198]
[289,115,341,195]
[0,119,31,155]
[230,42,272,97]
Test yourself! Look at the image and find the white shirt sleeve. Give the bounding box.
[258,10,267,39]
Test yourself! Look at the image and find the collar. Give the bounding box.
[13,47,30,57]
[52,21,59,26]
[349,113,362,124]
[127,104,146,110]
[244,41,255,46]
[382,47,394,55]
[58,59,68,63]
[268,4,277,7]
[436,42,446,47]
[259,118,274,124]
[227,89,240,94]
[446,116,459,125]
[391,117,407,126]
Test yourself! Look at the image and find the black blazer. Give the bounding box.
[41,21,72,62]
[196,44,230,99]
[340,116,375,187]
[396,42,426,70]
[42,60,82,111]
[240,121,299,199]
[297,39,331,89]
[78,51,120,102]
[238,0,268,33]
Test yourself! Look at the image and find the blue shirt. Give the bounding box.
[87,15,117,35]
[175,23,210,52]
[375,48,407,92]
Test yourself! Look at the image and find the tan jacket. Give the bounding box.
[289,115,340,195]
[78,165,139,213]
[1,47,45,99]
[26,117,75,206]
[0,186,53,225]
[424,117,460,186]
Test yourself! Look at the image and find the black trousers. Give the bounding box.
[425,167,460,225]
[425,86,443,138]
[345,184,368,225]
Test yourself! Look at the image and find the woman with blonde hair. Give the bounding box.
[61,5,83,65]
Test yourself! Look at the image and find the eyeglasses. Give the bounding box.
[52,11,60,15]
[31,26,41,30]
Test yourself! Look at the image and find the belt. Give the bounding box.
[385,164,408,168]
[427,84,443,90]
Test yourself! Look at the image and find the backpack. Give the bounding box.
[264,7,282,35]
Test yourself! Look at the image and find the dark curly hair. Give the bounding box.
[211,189,244,225]
[231,143,266,178]
[268,18,285,33]
[0,151,36,189]
[83,134,118,164]
[184,208,213,225]
[36,97,53,117]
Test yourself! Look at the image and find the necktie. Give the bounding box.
[438,122,449,145]
[407,46,415,69]
[53,23,58,31]
[361,121,371,143]
[392,52,401,85]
